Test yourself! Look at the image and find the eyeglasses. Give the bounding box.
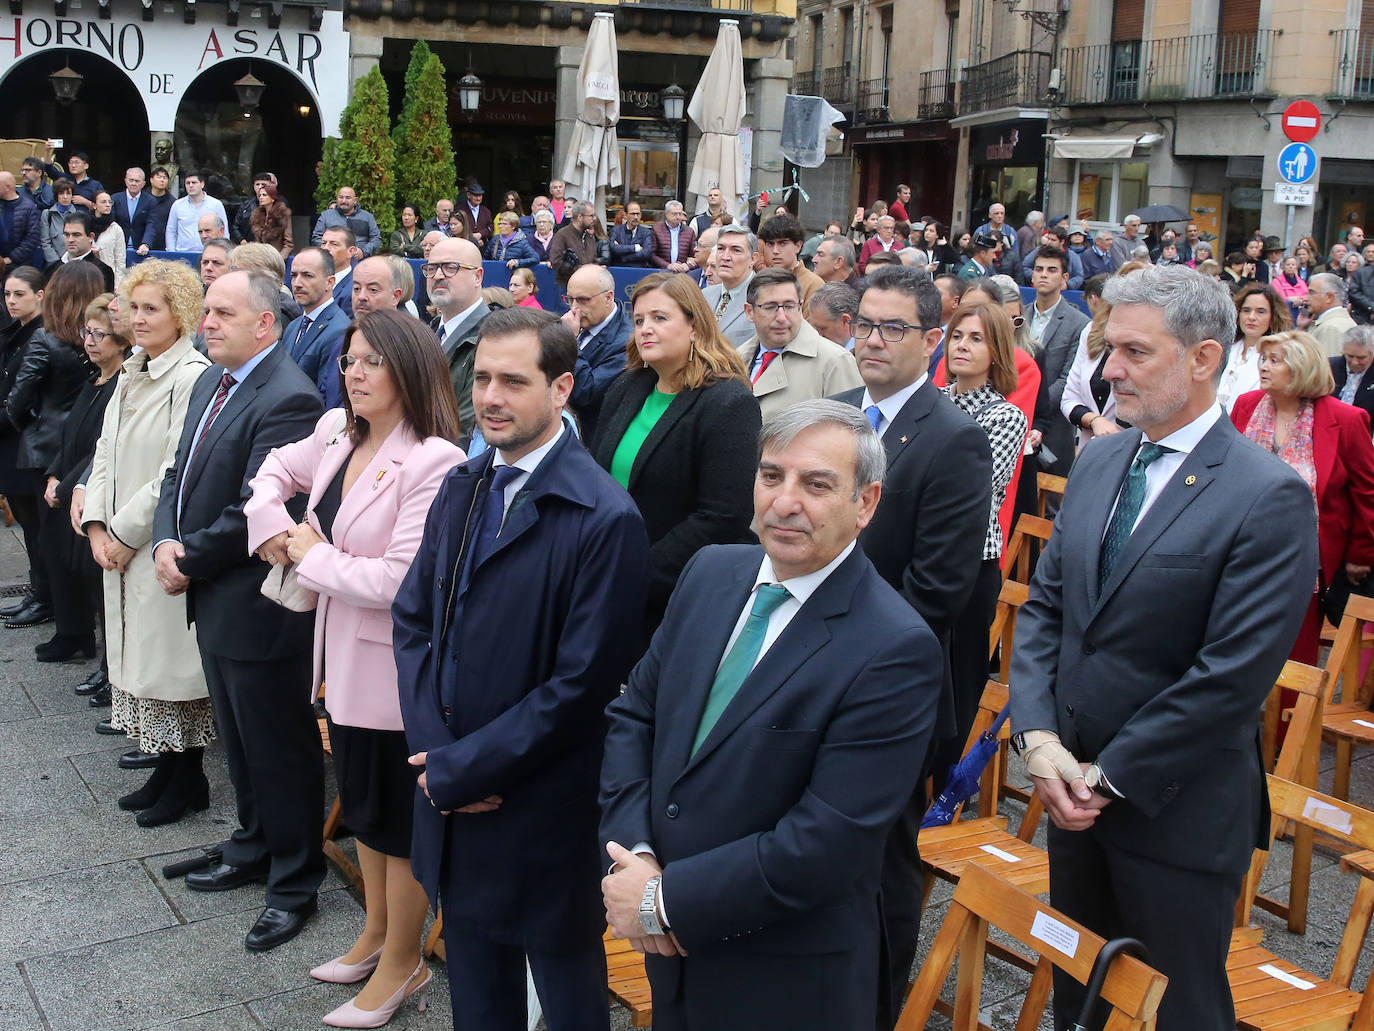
[421,261,480,279]
[563,290,611,307]
[852,318,924,343]
[338,353,387,373]
[754,302,801,316]
[81,327,110,343]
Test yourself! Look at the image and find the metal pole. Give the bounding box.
[1284,200,1295,252]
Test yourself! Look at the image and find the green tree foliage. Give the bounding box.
[394,52,457,219]
[314,136,340,215]
[392,39,433,154]
[332,67,397,237]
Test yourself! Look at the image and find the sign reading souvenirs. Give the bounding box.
[0,4,350,132]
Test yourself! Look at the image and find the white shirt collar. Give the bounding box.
[752,540,856,606]
[303,297,333,320]
[1142,402,1223,451]
[442,297,487,336]
[860,373,928,432]
[492,422,565,474]
[582,308,618,342]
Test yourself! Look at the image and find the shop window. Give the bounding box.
[1075,161,1148,224]
[973,165,1040,228]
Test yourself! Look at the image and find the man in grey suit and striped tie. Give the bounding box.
[701,224,758,347]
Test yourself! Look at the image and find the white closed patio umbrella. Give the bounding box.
[687,19,746,222]
[560,11,622,224]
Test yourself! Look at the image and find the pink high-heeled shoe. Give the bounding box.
[322,959,431,1029]
[308,946,382,985]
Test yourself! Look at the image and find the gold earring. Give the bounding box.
[689,339,698,362]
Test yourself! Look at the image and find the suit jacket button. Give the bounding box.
[666,803,679,818]
[1082,641,1096,655]
[442,705,452,718]
[437,576,446,589]
[1065,704,1074,717]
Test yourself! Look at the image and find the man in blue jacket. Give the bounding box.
[609,202,655,267]
[0,173,41,271]
[395,306,649,1031]
[564,264,631,441]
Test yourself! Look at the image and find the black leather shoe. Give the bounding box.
[89,684,112,708]
[5,600,53,628]
[74,669,107,695]
[185,862,270,893]
[36,635,97,662]
[95,716,122,734]
[245,896,317,952]
[118,749,159,769]
[0,593,33,618]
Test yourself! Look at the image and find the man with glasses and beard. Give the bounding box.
[424,236,491,435]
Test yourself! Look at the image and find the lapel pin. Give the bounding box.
[900,435,909,444]
[1184,475,1196,486]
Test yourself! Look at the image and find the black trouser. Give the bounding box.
[6,489,50,605]
[877,774,929,1030]
[1048,825,1242,1031]
[200,648,325,910]
[930,558,1003,792]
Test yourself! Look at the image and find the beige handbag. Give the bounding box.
[260,560,318,612]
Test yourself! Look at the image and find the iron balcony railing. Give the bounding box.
[855,77,890,124]
[959,50,1052,116]
[792,70,818,96]
[1057,31,1279,105]
[822,63,855,107]
[918,68,955,119]
[615,0,754,10]
[1331,29,1374,99]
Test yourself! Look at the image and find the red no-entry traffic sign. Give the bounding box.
[1282,101,1322,143]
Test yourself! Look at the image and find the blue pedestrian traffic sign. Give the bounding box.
[1278,143,1317,185]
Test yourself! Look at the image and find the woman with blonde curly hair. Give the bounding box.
[590,271,759,641]
[82,259,215,826]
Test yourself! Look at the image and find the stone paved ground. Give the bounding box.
[2,518,1373,1029]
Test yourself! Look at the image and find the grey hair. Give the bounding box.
[1093,229,1113,244]
[241,269,283,336]
[1025,210,1044,227]
[1123,214,1142,226]
[810,282,860,320]
[664,200,685,214]
[878,215,896,227]
[382,254,415,302]
[1312,272,1347,304]
[821,233,856,269]
[898,248,929,269]
[1343,325,1374,351]
[718,223,758,252]
[1131,245,1151,260]
[1101,263,1236,360]
[759,399,886,497]
[201,214,226,231]
[202,237,232,258]
[533,211,555,226]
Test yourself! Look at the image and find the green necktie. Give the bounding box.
[1099,442,1175,588]
[692,583,791,756]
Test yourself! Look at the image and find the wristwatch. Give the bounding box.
[639,876,666,935]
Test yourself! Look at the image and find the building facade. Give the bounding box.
[790,0,1374,253]
[0,0,794,232]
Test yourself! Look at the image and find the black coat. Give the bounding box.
[590,368,761,631]
[41,372,119,573]
[152,345,324,660]
[392,433,650,945]
[1330,356,1374,423]
[6,330,91,470]
[0,316,42,492]
[42,252,115,293]
[832,380,993,739]
[568,305,632,442]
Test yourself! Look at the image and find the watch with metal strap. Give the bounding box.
[639,875,666,935]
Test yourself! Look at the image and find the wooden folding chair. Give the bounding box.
[1036,471,1068,519]
[1003,513,1054,586]
[603,929,653,1027]
[1235,661,1326,934]
[1227,776,1374,1031]
[987,579,1032,805]
[315,681,365,893]
[897,863,1168,1031]
[1319,595,1374,802]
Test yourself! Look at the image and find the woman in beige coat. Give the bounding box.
[83,259,214,827]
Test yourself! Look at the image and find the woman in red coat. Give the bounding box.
[1231,329,1374,662]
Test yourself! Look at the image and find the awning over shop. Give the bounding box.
[1048,136,1149,159]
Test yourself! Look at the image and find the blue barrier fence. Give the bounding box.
[129,251,1091,320]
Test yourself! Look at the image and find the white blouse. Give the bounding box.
[1218,340,1262,413]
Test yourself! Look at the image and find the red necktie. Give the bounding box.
[752,350,780,384]
[188,372,235,468]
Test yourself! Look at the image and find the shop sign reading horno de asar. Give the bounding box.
[0,2,350,134]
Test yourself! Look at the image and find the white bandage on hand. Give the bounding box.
[1019,730,1083,783]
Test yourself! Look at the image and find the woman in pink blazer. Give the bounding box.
[246,310,463,1028]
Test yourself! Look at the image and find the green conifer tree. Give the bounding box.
[392,39,434,154]
[332,67,397,238]
[394,53,458,218]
